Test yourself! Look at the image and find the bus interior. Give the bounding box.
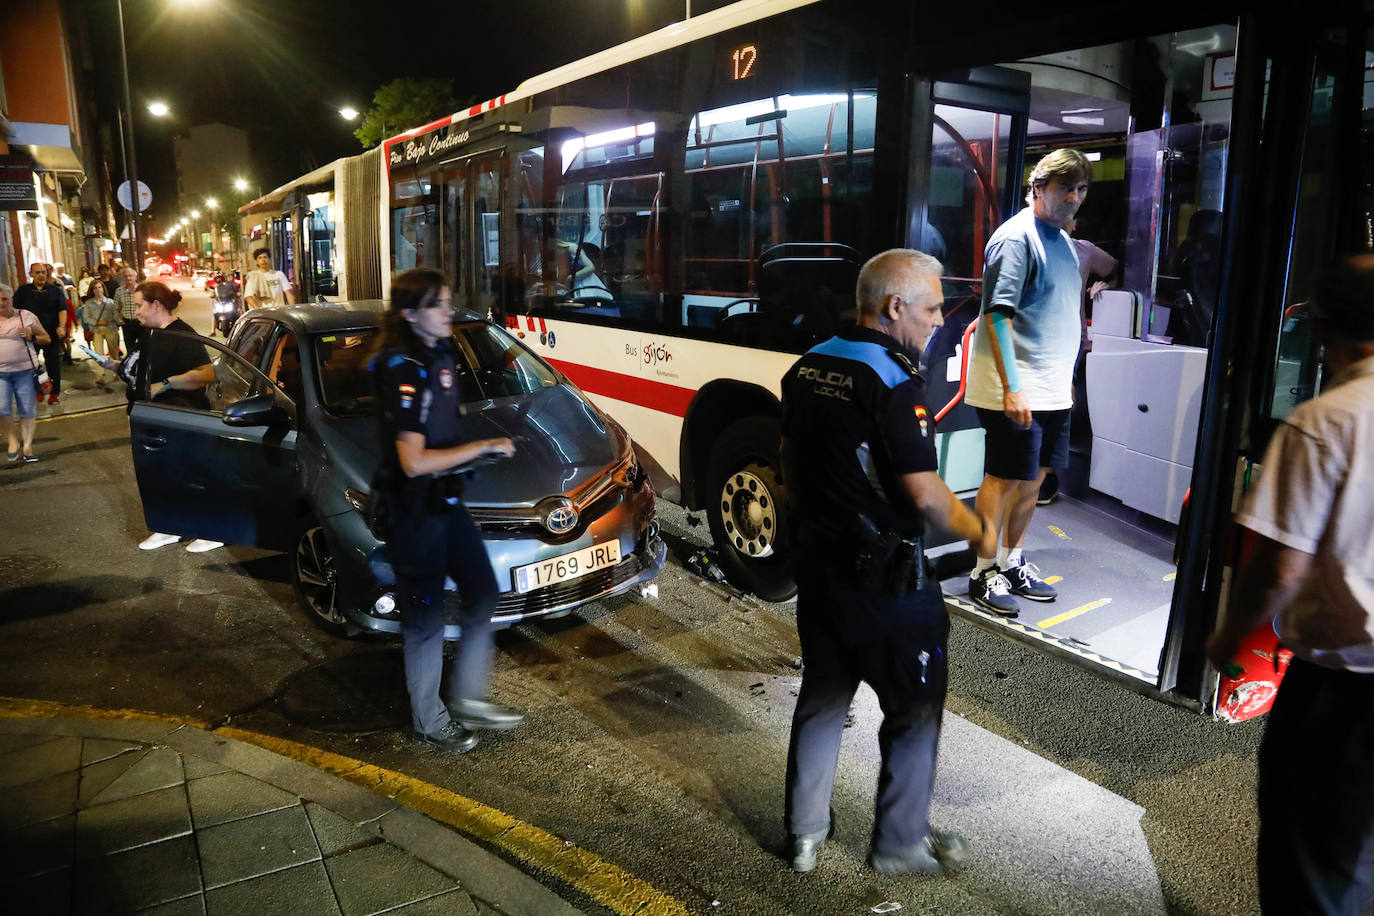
[923,24,1279,686]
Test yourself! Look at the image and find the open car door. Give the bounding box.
[128,331,298,551]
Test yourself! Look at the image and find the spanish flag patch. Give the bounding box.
[398,384,416,395]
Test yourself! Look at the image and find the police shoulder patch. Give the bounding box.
[886,348,923,380]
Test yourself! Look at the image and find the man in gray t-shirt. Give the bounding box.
[964,149,1092,617]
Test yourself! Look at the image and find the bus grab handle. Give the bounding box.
[934,319,978,424]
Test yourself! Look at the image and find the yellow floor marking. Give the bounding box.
[1037,597,1112,629]
[1048,526,1071,540]
[1044,576,1063,585]
[0,697,689,916]
[1163,572,1177,581]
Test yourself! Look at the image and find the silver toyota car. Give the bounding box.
[127,301,666,637]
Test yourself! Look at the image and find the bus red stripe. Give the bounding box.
[547,358,694,418]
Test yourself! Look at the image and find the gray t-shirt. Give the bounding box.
[966,207,1082,411]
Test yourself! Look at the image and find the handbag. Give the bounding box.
[21,318,41,390]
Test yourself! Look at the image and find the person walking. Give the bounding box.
[369,268,522,754]
[1207,255,1374,915]
[963,148,1092,617]
[780,249,996,874]
[13,264,69,405]
[82,280,120,386]
[112,265,144,357]
[0,283,51,462]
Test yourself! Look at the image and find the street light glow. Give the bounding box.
[205,197,218,209]
[147,101,170,117]
[233,178,249,192]
[190,210,200,218]
[339,106,359,121]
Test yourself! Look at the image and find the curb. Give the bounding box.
[0,696,692,916]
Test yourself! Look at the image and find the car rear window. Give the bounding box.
[312,322,558,416]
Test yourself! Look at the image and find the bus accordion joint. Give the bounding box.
[934,319,977,424]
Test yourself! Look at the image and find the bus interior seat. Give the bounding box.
[754,244,861,348]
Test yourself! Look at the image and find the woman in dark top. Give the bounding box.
[370,268,523,754]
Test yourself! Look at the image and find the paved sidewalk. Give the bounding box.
[34,350,128,422]
[0,715,588,915]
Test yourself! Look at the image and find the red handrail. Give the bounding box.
[934,318,978,423]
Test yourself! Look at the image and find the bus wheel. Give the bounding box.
[705,417,797,602]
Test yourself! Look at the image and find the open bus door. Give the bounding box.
[911,15,1368,716]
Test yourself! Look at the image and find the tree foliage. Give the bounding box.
[354,77,463,149]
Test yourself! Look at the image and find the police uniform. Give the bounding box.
[781,324,949,857]
[372,340,499,737]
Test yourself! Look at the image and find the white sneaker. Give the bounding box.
[139,532,180,550]
[185,539,223,553]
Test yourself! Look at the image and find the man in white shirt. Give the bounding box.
[243,248,295,309]
[1207,254,1374,915]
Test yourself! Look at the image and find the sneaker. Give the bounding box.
[47,394,59,405]
[968,566,1018,617]
[413,721,479,754]
[448,698,525,731]
[1037,471,1059,506]
[869,828,969,875]
[139,532,181,550]
[185,539,224,553]
[1005,561,1057,602]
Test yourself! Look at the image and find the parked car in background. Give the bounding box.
[192,269,214,289]
[125,300,666,637]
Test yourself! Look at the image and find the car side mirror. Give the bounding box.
[223,393,288,427]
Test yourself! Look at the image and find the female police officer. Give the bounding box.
[371,268,523,754]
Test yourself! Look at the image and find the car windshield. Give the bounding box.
[313,321,558,416]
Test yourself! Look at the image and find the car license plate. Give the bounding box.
[513,540,621,593]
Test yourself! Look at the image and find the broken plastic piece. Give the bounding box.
[637,583,659,599]
[685,548,728,584]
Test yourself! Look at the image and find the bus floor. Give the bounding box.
[939,492,1176,681]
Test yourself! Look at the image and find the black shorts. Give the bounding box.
[976,407,1071,481]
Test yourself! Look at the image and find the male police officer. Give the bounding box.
[781,249,996,874]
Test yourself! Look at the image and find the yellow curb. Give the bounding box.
[0,698,691,916]
[35,404,125,422]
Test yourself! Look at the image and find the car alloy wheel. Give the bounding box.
[295,525,344,628]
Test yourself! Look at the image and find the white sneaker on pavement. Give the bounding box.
[139,532,180,550]
[185,539,223,553]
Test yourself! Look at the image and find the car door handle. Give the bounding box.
[139,434,167,449]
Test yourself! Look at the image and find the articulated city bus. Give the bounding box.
[263,0,1372,716]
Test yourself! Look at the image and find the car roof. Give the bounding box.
[246,300,489,335]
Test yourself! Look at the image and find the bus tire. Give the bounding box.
[704,416,797,602]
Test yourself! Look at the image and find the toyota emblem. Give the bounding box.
[543,499,579,535]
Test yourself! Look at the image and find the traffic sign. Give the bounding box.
[117,180,152,212]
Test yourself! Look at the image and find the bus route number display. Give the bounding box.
[732,45,757,81]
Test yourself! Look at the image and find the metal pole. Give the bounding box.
[114,0,143,271]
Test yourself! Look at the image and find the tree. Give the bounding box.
[354,77,464,150]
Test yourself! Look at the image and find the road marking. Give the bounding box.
[0,696,689,916]
[1048,526,1071,540]
[1163,572,1177,581]
[35,404,125,422]
[1037,597,1112,629]
[1044,575,1063,585]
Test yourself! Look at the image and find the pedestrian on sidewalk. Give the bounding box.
[0,283,51,462]
[1207,254,1374,915]
[369,268,523,754]
[112,265,144,358]
[780,250,996,875]
[82,280,120,385]
[243,248,295,309]
[13,263,68,405]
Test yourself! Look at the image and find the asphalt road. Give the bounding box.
[0,374,1267,915]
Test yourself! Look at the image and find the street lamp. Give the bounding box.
[339,106,359,121]
[147,101,170,117]
[233,178,248,192]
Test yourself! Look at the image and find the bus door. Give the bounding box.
[918,67,1030,497]
[438,151,506,321]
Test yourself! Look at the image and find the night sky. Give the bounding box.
[80,0,732,226]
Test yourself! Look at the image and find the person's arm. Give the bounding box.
[25,313,51,347]
[1205,536,1313,670]
[984,311,1029,426]
[394,431,514,477]
[980,237,1031,426]
[900,471,996,555]
[158,364,214,392]
[243,272,261,309]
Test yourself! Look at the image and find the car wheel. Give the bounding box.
[292,521,354,636]
[704,416,797,602]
